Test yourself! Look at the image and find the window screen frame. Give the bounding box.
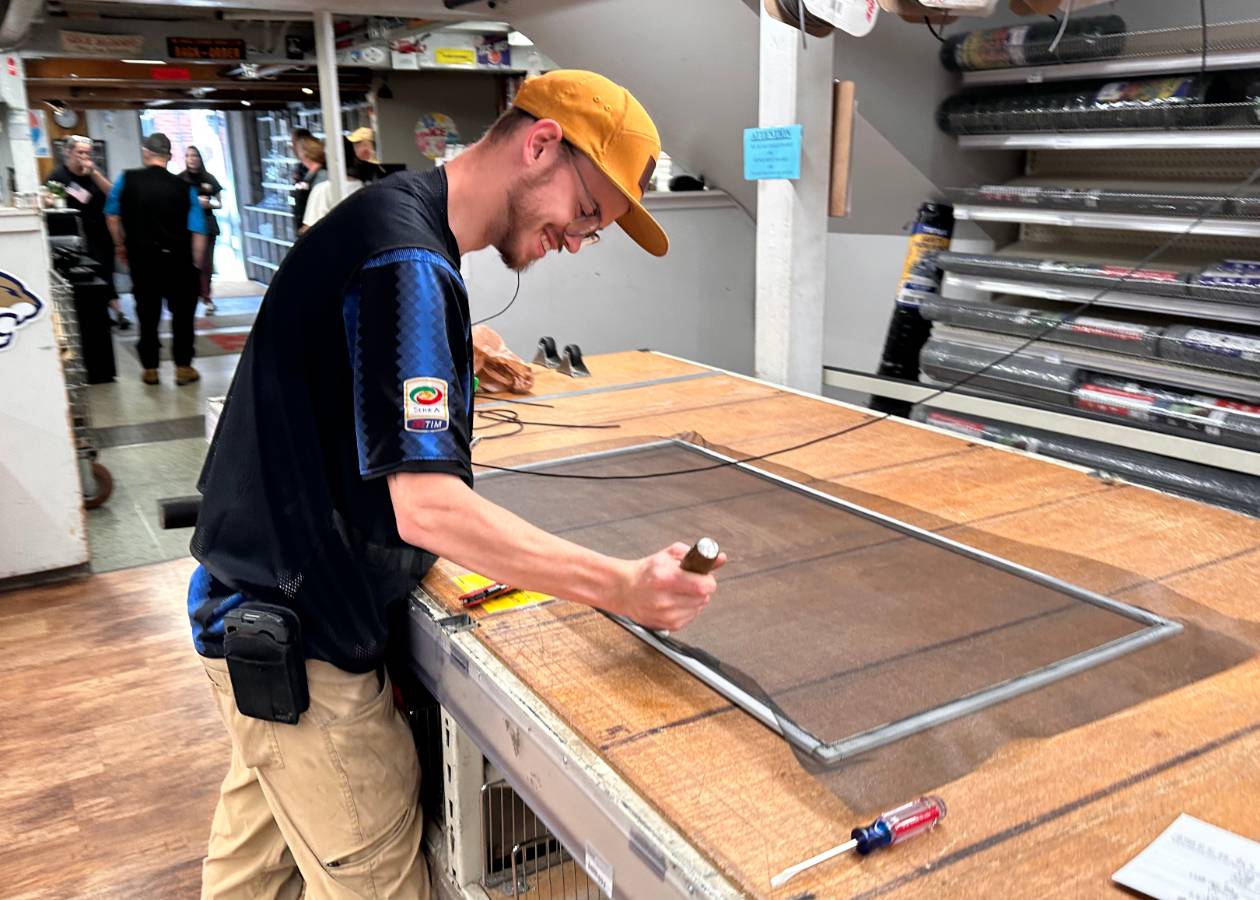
[476,439,1183,765]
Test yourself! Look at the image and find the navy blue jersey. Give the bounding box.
[187,169,472,671]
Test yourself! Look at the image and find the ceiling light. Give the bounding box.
[302,87,314,95]
[121,59,167,65]
[241,100,252,107]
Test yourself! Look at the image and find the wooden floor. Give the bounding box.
[5,350,1260,899]
[0,557,218,899]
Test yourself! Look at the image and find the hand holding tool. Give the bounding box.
[655,538,721,637]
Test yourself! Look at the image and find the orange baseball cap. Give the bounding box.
[512,70,668,257]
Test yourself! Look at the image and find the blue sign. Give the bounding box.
[743,125,802,180]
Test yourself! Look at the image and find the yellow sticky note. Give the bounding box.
[453,573,554,615]
[435,48,475,65]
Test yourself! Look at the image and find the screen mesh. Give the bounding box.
[475,441,1182,766]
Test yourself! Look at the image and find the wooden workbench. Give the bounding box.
[425,350,1260,899]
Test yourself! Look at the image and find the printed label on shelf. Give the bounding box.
[584,845,614,896]
[1069,317,1153,341]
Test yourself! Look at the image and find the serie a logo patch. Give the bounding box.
[404,377,449,432]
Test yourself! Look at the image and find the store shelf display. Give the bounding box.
[938,72,1260,137]
[911,407,1260,519]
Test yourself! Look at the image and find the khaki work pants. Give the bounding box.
[200,656,431,899]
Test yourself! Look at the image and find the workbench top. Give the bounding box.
[423,350,1260,899]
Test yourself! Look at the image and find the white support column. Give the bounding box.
[755,11,833,392]
[314,9,347,204]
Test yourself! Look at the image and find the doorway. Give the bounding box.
[139,108,246,282]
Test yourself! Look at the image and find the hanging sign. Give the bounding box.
[0,271,47,352]
[167,37,247,61]
[415,113,461,161]
[744,125,803,180]
[28,110,50,159]
[60,30,145,56]
[474,35,511,68]
[434,47,475,66]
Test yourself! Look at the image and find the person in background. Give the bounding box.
[347,126,388,182]
[45,136,131,330]
[292,131,325,231]
[301,138,363,233]
[180,146,223,317]
[105,132,209,387]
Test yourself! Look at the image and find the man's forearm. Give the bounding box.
[389,472,631,613]
[91,169,112,194]
[106,215,125,252]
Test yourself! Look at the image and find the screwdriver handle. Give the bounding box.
[654,539,720,639]
[680,537,720,575]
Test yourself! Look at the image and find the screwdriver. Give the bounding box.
[770,795,947,888]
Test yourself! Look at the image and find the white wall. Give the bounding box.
[374,71,502,174]
[510,0,759,214]
[85,109,143,181]
[462,194,754,374]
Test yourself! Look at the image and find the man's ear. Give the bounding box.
[521,118,565,166]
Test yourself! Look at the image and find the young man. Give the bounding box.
[105,132,209,386]
[45,136,130,329]
[190,70,723,899]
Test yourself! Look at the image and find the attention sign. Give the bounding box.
[167,37,247,61]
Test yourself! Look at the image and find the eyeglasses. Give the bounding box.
[564,152,603,249]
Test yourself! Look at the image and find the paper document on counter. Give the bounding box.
[1113,813,1260,899]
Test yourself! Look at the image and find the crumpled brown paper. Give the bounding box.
[472,325,535,394]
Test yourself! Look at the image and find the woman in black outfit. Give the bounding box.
[180,146,223,316]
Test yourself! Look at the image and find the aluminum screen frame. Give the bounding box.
[476,440,1183,766]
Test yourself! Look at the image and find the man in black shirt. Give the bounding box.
[189,70,723,898]
[45,135,130,329]
[105,132,209,386]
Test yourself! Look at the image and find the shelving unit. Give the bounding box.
[241,103,371,285]
[961,18,1260,88]
[919,14,1260,503]
[941,271,1260,327]
[959,130,1260,151]
[953,204,1260,238]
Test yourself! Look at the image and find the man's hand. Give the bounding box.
[615,542,727,631]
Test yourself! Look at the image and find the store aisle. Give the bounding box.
[83,284,264,573]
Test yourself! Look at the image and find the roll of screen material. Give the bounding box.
[918,295,1163,357]
[939,15,1126,72]
[937,73,1220,135]
[1189,260,1260,305]
[950,183,1247,219]
[1074,374,1260,452]
[934,251,1193,299]
[911,406,1260,518]
[919,337,1080,407]
[1159,325,1260,378]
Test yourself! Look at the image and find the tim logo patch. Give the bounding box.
[404,377,449,432]
[0,270,46,351]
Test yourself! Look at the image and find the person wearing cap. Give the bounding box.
[188,70,721,898]
[105,132,210,386]
[347,126,388,182]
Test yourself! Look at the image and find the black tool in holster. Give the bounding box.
[224,602,309,724]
